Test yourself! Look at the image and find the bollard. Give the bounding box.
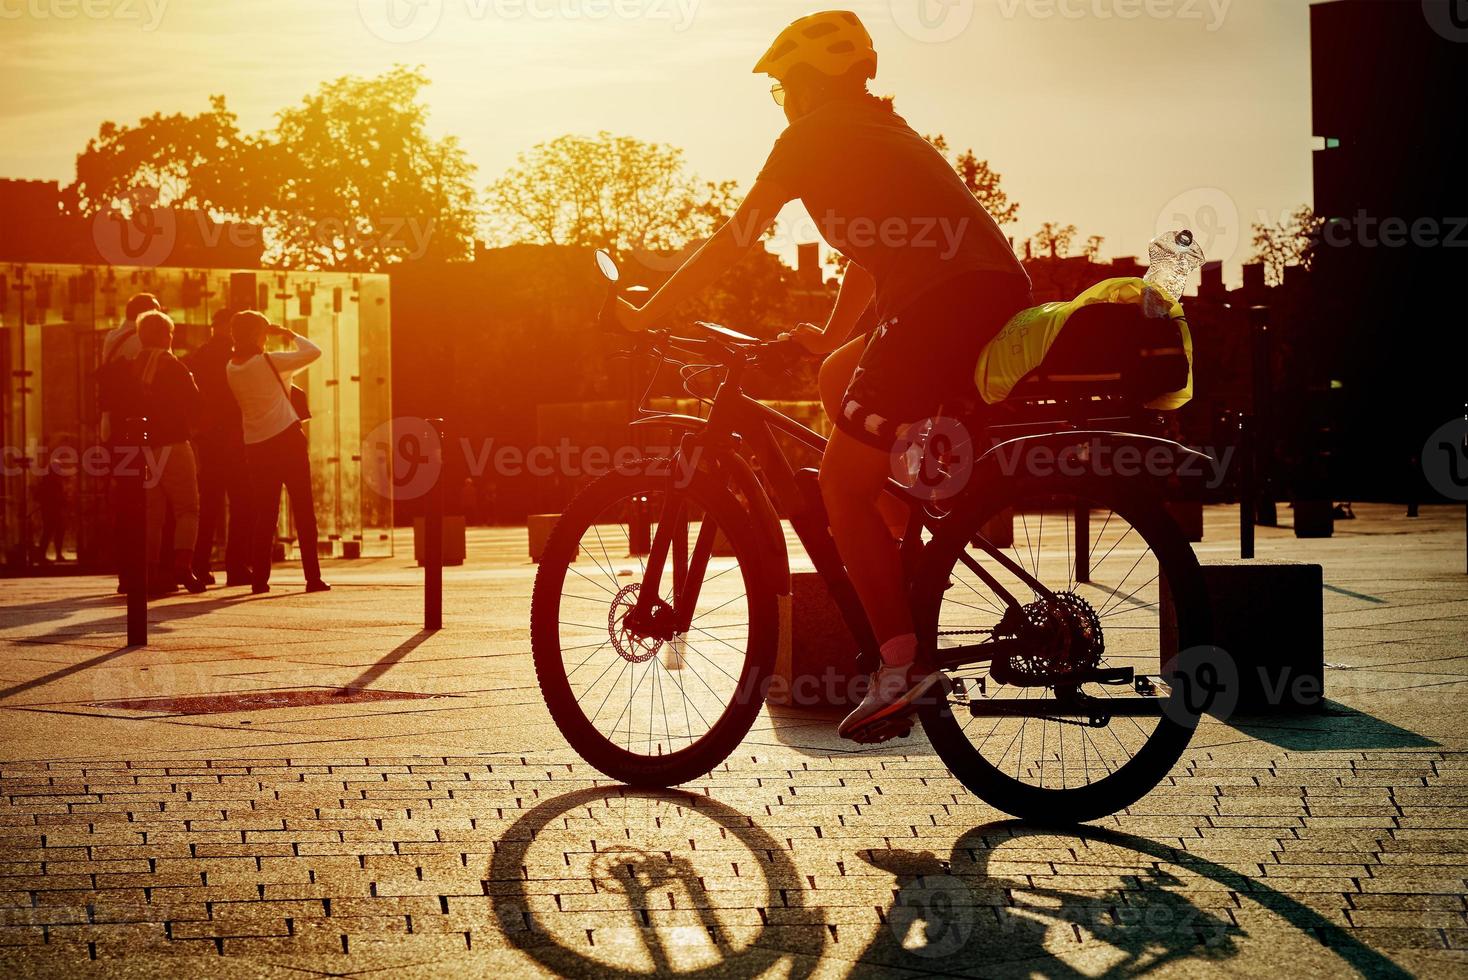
[1074,502,1090,583]
[1237,412,1255,560]
[123,416,149,646]
[628,494,651,557]
[424,418,444,631]
[1247,305,1278,528]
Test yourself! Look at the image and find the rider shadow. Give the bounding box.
[488,786,826,979]
[850,821,1410,979]
[758,702,929,758]
[759,702,856,754]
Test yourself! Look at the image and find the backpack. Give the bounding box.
[96,328,144,417]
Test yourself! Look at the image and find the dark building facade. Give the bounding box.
[1309,0,1468,499]
[0,179,265,269]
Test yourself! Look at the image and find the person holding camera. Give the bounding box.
[226,310,330,595]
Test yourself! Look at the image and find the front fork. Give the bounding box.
[629,440,720,639]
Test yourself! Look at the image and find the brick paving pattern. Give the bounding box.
[1,505,1465,976]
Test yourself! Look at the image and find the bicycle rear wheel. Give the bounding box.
[530,459,777,786]
[913,473,1210,823]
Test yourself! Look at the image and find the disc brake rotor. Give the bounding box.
[608,583,669,664]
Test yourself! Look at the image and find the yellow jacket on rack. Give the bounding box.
[974,277,1194,411]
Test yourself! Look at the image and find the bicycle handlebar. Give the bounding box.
[607,321,812,374]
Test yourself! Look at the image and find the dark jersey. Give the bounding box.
[758,98,1028,323]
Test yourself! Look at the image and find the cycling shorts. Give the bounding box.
[836,270,1033,451]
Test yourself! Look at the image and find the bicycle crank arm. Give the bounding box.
[967,693,1165,719]
[933,638,1018,669]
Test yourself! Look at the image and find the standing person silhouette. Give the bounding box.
[98,291,161,592]
[612,11,1031,741]
[186,308,254,586]
[226,311,330,595]
[134,311,206,595]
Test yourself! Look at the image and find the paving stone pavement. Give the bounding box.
[0,504,1465,978]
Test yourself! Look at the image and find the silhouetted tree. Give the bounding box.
[926,135,1021,227]
[65,95,251,217]
[1251,205,1322,285]
[485,132,737,254]
[1034,222,1079,258]
[63,66,478,271]
[261,66,477,269]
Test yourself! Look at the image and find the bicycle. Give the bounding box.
[530,251,1213,823]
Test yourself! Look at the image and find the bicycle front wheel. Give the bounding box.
[913,473,1210,823]
[530,459,778,786]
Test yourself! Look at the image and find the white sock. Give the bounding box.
[879,632,917,668]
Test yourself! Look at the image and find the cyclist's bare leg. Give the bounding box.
[818,427,913,648]
[819,337,907,538]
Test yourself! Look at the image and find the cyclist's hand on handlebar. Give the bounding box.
[778,322,828,355]
[612,297,651,333]
[756,336,810,374]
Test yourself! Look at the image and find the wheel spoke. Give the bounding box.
[928,491,1195,813]
[539,481,760,767]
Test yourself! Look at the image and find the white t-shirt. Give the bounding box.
[227,334,322,445]
[101,319,143,364]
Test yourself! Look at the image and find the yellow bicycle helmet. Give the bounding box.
[752,10,877,82]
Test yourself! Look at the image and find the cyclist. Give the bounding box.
[615,10,1033,740]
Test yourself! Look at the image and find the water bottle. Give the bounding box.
[1144,229,1207,303]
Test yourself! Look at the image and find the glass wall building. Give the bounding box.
[0,263,393,574]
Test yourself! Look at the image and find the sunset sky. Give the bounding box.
[0,0,1322,283]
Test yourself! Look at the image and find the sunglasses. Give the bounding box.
[770,82,785,107]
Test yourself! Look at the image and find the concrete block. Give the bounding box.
[1165,499,1204,542]
[1165,559,1324,715]
[413,515,465,567]
[980,508,1013,549]
[527,514,574,563]
[1293,500,1335,538]
[770,571,864,709]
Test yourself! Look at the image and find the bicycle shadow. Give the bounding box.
[488,786,825,979]
[485,790,1413,978]
[852,821,1411,978]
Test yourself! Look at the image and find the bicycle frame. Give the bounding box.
[627,353,1051,676]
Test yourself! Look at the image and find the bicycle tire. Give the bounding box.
[531,459,779,787]
[913,473,1211,823]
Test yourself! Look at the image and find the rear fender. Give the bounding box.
[976,430,1214,489]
